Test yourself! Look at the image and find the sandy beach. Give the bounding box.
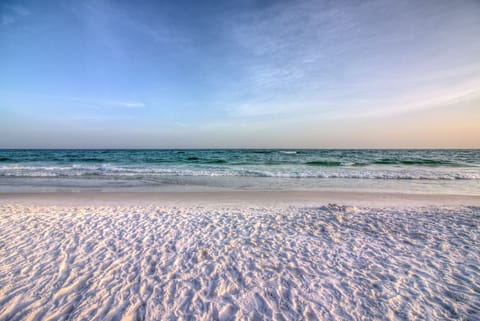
[2,0,480,318]
[0,192,479,320]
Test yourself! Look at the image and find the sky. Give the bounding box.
[0,0,479,148]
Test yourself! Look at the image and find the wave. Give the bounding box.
[305,161,342,167]
[1,158,470,167]
[373,158,463,166]
[251,150,273,154]
[67,157,106,162]
[185,157,227,164]
[144,158,169,164]
[206,159,228,164]
[1,173,475,180]
[1,150,478,169]
[0,166,478,180]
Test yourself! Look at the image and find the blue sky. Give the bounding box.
[1,0,479,148]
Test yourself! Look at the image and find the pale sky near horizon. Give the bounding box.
[1,0,479,148]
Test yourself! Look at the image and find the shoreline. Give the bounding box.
[1,190,479,207]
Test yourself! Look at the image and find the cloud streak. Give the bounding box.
[0,92,146,109]
[1,3,31,26]
[60,96,146,109]
[222,0,480,119]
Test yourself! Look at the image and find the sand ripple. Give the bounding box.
[0,203,479,320]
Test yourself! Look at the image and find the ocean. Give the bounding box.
[0,149,479,194]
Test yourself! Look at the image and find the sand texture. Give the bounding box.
[0,203,479,320]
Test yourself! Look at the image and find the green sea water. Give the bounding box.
[0,149,478,194]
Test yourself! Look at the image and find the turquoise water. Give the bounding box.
[0,149,479,194]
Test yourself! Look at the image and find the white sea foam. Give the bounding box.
[0,164,479,180]
[0,203,478,320]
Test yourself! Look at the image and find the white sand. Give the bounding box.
[0,195,479,320]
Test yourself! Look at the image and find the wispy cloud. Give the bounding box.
[0,92,146,109]
[223,0,480,119]
[8,5,31,16]
[103,100,145,108]
[60,96,146,109]
[81,1,171,42]
[62,0,187,52]
[1,4,31,26]
[1,15,15,25]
